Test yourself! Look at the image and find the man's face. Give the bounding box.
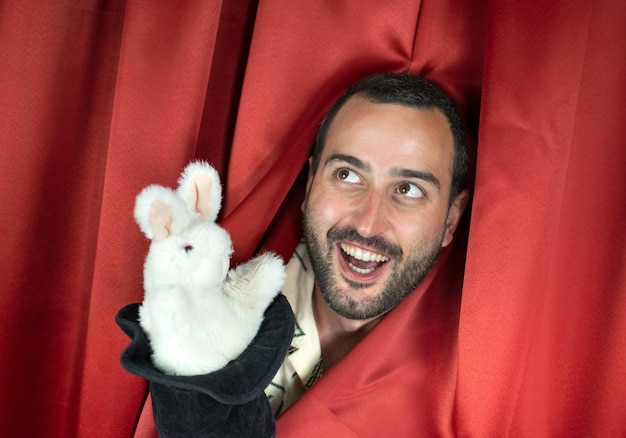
[303,95,465,320]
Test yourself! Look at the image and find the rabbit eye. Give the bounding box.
[183,244,194,253]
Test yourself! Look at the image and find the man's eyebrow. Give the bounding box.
[324,153,370,171]
[391,168,441,190]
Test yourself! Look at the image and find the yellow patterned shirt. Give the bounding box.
[265,241,323,417]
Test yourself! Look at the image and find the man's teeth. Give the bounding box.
[340,243,388,263]
[348,264,375,275]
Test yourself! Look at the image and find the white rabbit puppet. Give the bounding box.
[134,161,286,376]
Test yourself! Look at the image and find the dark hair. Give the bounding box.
[311,73,468,203]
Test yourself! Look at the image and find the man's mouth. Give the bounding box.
[340,242,389,275]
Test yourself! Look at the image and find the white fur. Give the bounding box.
[134,161,286,375]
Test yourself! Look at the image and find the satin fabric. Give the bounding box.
[1,0,625,436]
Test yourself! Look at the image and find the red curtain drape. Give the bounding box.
[1,1,624,437]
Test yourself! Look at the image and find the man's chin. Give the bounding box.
[322,282,388,320]
[327,298,388,321]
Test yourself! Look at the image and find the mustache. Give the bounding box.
[327,226,403,260]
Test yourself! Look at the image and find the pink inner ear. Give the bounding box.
[149,200,173,241]
[192,174,212,220]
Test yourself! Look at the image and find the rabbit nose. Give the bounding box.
[183,244,194,253]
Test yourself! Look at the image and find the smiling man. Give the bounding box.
[266,72,470,415]
[117,72,471,435]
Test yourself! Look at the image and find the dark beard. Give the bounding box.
[303,209,445,320]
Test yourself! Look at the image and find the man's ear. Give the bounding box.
[441,189,470,248]
[302,157,314,213]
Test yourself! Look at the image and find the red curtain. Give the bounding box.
[1,0,624,437]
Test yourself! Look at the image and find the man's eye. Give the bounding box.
[335,168,360,183]
[396,182,424,199]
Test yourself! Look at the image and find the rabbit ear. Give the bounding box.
[177,161,222,222]
[134,185,189,240]
[148,200,173,241]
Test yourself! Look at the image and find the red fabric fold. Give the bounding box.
[457,1,626,435]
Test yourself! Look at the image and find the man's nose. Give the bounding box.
[352,189,389,238]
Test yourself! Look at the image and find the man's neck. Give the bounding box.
[312,285,381,371]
